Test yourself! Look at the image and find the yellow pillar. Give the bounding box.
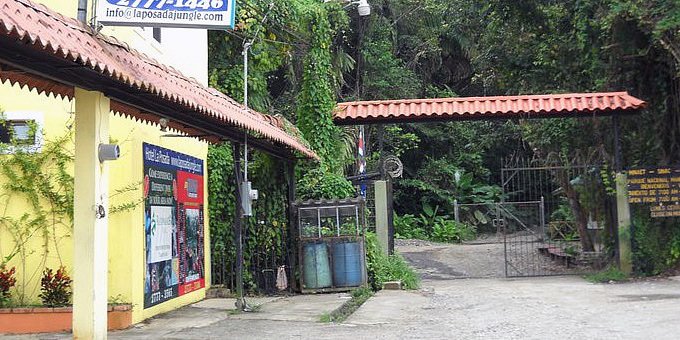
[72,88,110,339]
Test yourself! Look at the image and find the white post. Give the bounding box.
[72,88,110,339]
[454,199,460,223]
[375,180,389,256]
[616,173,633,275]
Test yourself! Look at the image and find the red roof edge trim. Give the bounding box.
[334,92,646,125]
[0,0,318,160]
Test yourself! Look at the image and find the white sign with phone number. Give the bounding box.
[96,0,235,29]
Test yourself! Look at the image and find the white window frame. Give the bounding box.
[0,111,45,154]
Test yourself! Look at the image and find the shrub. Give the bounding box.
[365,232,420,291]
[297,167,355,200]
[0,265,16,307]
[584,266,628,283]
[394,213,428,240]
[431,219,476,243]
[394,209,476,243]
[39,266,72,307]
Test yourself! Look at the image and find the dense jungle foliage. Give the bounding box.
[208,0,680,283]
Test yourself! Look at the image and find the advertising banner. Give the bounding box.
[143,143,205,308]
[96,0,236,29]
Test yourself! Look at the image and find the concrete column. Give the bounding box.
[375,180,389,256]
[72,88,110,339]
[615,173,633,275]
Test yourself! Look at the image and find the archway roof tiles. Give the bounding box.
[334,92,646,125]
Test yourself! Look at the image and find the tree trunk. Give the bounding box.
[558,175,595,252]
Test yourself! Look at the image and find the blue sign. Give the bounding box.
[96,0,236,29]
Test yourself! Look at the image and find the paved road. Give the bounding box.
[10,241,680,339]
[104,276,680,340]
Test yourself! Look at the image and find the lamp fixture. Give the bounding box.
[324,0,371,17]
[356,0,371,16]
[159,118,169,132]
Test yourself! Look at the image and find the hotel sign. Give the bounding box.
[96,0,236,29]
[143,143,205,308]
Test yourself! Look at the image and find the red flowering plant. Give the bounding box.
[39,266,72,307]
[0,264,16,307]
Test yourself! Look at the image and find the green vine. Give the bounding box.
[0,110,140,305]
[297,4,342,169]
[0,115,74,304]
[208,144,291,292]
[109,181,144,214]
[295,2,354,200]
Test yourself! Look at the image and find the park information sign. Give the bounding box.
[627,167,680,218]
[96,0,236,29]
[143,143,205,308]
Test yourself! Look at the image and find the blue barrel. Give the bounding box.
[303,242,332,289]
[332,242,363,287]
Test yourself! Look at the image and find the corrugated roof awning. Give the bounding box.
[334,92,647,125]
[0,0,317,160]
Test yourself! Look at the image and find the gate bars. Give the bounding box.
[450,156,614,277]
[498,156,614,276]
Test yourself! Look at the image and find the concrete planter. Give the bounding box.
[0,304,132,334]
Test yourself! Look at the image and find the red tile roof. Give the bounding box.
[334,92,646,125]
[0,0,317,160]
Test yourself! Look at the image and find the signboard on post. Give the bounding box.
[627,167,680,218]
[143,143,205,308]
[96,0,236,29]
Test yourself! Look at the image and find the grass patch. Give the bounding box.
[320,287,373,323]
[584,267,628,283]
[365,233,421,291]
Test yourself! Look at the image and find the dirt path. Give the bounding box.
[397,235,590,278]
[397,239,505,278]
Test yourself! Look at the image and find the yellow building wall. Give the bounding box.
[1,0,214,324]
[0,87,74,306]
[30,0,77,16]
[0,86,211,323]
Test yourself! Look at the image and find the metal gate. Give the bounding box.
[456,198,609,278]
[498,155,615,277]
[499,200,549,277]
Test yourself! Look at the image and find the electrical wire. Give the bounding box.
[224,29,304,48]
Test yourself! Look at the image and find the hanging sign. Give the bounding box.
[96,0,236,29]
[627,167,680,218]
[143,143,205,308]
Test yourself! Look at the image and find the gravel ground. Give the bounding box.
[396,236,589,278]
[345,276,680,340]
[397,239,505,278]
